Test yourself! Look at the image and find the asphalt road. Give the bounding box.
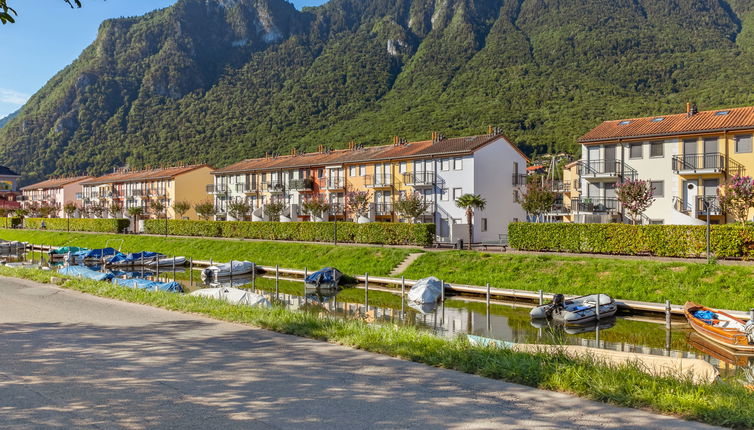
[0,276,718,429]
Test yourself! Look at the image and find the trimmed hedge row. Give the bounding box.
[24,218,130,233]
[144,219,435,246]
[508,222,754,259]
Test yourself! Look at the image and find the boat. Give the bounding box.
[684,302,754,352]
[68,247,121,263]
[304,267,342,291]
[687,332,754,367]
[0,241,27,254]
[467,334,516,349]
[407,277,445,304]
[201,261,254,281]
[107,251,164,267]
[112,277,183,293]
[530,293,617,325]
[407,300,438,315]
[49,246,88,260]
[530,315,616,334]
[58,265,114,282]
[190,287,271,308]
[146,256,187,268]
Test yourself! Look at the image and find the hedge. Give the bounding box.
[23,218,130,234]
[508,222,754,259]
[144,220,435,246]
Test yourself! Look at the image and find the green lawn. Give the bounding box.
[402,251,754,311]
[0,229,415,276]
[1,266,751,428]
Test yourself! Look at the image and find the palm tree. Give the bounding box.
[455,194,487,250]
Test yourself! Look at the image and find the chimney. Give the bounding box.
[431,131,438,141]
[318,145,324,153]
[686,102,698,117]
[686,102,691,115]
[291,148,297,156]
[393,136,400,146]
[488,125,493,135]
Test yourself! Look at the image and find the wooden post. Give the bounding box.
[665,300,672,329]
[252,263,256,289]
[275,265,279,299]
[364,273,369,311]
[440,279,445,302]
[596,293,601,320]
[229,259,234,286]
[189,257,193,288]
[538,289,543,306]
[401,276,405,319]
[486,283,491,308]
[172,256,176,282]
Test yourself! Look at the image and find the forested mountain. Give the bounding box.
[5,0,754,184]
[0,110,18,129]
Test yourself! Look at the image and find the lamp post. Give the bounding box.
[164,199,169,238]
[704,196,712,262]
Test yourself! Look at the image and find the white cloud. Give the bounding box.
[0,89,30,105]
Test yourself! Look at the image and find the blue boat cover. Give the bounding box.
[305,267,341,286]
[58,265,114,282]
[81,248,120,259]
[108,251,163,264]
[694,310,717,323]
[112,277,183,293]
[49,246,88,255]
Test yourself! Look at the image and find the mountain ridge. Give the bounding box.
[4,0,754,185]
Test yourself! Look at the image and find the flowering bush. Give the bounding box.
[718,175,754,225]
[615,179,654,224]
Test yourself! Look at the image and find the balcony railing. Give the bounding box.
[671,153,744,175]
[547,203,571,214]
[549,181,571,193]
[265,181,286,193]
[512,173,528,186]
[375,202,393,215]
[404,171,436,187]
[365,174,393,188]
[130,189,145,197]
[325,177,345,190]
[289,178,314,191]
[571,197,619,213]
[579,160,637,180]
[206,184,228,194]
[696,196,723,216]
[329,203,345,214]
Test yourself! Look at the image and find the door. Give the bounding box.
[684,139,698,168]
[603,145,616,173]
[683,181,697,212]
[703,138,719,169]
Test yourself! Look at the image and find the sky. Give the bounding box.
[0,0,327,119]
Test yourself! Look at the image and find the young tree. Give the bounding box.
[38,203,57,218]
[149,200,166,219]
[346,191,371,220]
[717,175,754,225]
[228,200,251,221]
[1,0,81,24]
[394,192,432,223]
[89,201,105,218]
[517,181,556,222]
[127,207,144,230]
[64,202,77,218]
[0,208,8,228]
[194,201,216,221]
[455,194,487,249]
[108,201,123,218]
[301,196,330,220]
[615,179,655,225]
[78,203,91,219]
[264,201,286,222]
[173,201,191,220]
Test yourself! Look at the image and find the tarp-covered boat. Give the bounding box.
[190,287,271,308]
[49,246,88,260]
[112,277,183,293]
[0,241,26,254]
[70,247,120,262]
[305,267,342,290]
[146,256,187,268]
[684,302,754,352]
[201,261,254,281]
[530,294,617,325]
[107,251,164,267]
[58,265,114,282]
[407,277,444,304]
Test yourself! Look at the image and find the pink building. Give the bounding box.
[21,176,92,217]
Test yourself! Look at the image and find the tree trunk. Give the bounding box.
[467,208,473,250]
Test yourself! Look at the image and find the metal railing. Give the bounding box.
[325,177,345,190]
[547,203,571,214]
[365,174,393,188]
[375,202,393,215]
[403,171,436,186]
[579,160,637,180]
[671,153,744,175]
[329,203,345,214]
[549,181,571,193]
[696,196,722,215]
[289,178,314,191]
[512,173,528,186]
[571,197,619,213]
[265,181,286,192]
[206,184,228,194]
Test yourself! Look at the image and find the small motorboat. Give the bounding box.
[201,261,254,281]
[58,265,114,282]
[112,277,183,293]
[530,315,616,334]
[407,277,445,304]
[190,287,271,308]
[107,251,164,267]
[305,267,342,291]
[146,256,187,268]
[530,293,617,325]
[684,302,754,352]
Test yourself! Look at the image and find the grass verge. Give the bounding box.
[1,266,752,428]
[0,229,416,276]
[402,251,754,311]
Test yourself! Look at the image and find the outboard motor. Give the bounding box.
[545,294,566,318]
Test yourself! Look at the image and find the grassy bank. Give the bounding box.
[0,266,751,428]
[403,251,754,311]
[0,229,415,276]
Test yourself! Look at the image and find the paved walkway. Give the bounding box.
[389,252,425,276]
[0,277,719,429]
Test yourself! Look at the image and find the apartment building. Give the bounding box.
[81,165,213,220]
[210,131,528,243]
[575,104,754,225]
[0,166,21,211]
[20,176,92,217]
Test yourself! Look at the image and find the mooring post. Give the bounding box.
[538,289,543,306]
[189,257,193,287]
[156,255,160,280]
[304,267,308,297]
[251,263,256,289]
[665,300,672,329]
[172,256,176,282]
[486,283,491,308]
[364,273,369,311]
[401,276,405,319]
[596,294,601,320]
[275,265,279,299]
[749,308,754,322]
[229,260,234,286]
[440,279,445,302]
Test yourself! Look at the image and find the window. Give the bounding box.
[399,162,407,173]
[650,141,664,157]
[629,143,643,159]
[349,166,356,177]
[452,187,462,200]
[650,180,664,198]
[441,187,449,201]
[618,120,631,125]
[359,165,366,176]
[318,169,324,178]
[651,117,665,122]
[441,158,450,171]
[650,219,664,225]
[736,135,752,153]
[481,218,487,232]
[453,157,463,170]
[715,111,730,116]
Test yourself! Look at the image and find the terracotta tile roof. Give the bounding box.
[579,106,754,143]
[21,175,92,191]
[215,133,527,174]
[82,164,210,186]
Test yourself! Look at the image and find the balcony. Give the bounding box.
[206,184,228,194]
[571,197,619,213]
[325,177,345,191]
[130,189,144,197]
[579,160,637,181]
[512,173,528,186]
[265,181,286,193]
[404,171,435,187]
[549,181,571,193]
[365,174,393,188]
[289,178,314,191]
[696,196,723,216]
[671,153,744,176]
[235,182,259,193]
[546,203,571,215]
[149,189,166,197]
[329,203,345,215]
[375,202,393,216]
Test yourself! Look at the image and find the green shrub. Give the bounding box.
[24,217,130,233]
[508,222,754,258]
[144,220,435,246]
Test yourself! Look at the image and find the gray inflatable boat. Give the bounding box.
[530,293,617,325]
